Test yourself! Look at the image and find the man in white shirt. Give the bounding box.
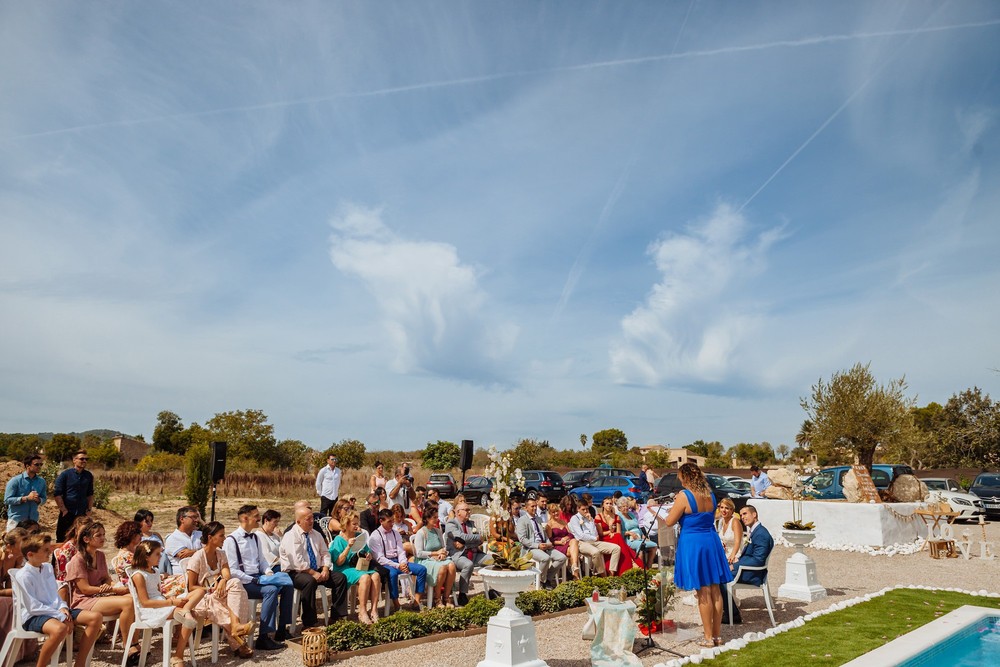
[164,506,204,572]
[385,465,415,510]
[750,465,772,498]
[280,506,348,627]
[16,534,105,667]
[568,504,620,575]
[315,454,343,517]
[515,499,566,589]
[223,504,293,650]
[367,508,427,610]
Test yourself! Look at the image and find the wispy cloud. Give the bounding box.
[329,204,518,384]
[610,204,784,388]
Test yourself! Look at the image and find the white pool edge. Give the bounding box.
[841,604,998,666]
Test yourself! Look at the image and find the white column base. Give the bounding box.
[476,608,549,667]
[778,551,827,603]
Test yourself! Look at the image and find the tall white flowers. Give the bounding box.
[484,445,526,522]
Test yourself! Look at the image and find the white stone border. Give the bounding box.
[773,535,927,556]
[652,585,1000,667]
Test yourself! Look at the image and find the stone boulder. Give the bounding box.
[843,469,861,503]
[763,485,793,500]
[889,475,928,502]
[768,468,796,488]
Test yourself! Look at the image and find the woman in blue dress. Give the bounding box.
[329,510,382,624]
[665,463,733,648]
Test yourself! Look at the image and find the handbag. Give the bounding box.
[258,571,293,587]
[354,553,372,571]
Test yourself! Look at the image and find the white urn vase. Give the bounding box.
[778,530,826,602]
[477,567,548,667]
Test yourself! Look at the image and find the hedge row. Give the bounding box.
[326,567,656,652]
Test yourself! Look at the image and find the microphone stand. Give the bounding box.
[635,494,683,658]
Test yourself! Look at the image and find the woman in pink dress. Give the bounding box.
[546,500,580,578]
[54,516,92,582]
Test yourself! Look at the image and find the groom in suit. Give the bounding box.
[720,503,774,624]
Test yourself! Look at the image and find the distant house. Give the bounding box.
[113,435,151,466]
[640,445,706,468]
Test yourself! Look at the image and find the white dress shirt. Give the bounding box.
[315,465,343,499]
[437,499,453,524]
[568,512,600,542]
[164,529,202,571]
[279,524,331,572]
[253,528,282,568]
[13,564,67,623]
[368,525,406,568]
[223,526,269,584]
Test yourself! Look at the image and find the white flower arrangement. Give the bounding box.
[484,445,526,522]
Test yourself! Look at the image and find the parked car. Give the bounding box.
[804,464,914,500]
[562,468,637,491]
[969,473,1000,518]
[561,470,592,491]
[568,476,650,504]
[521,470,565,501]
[461,475,494,505]
[729,479,752,495]
[921,478,985,521]
[653,472,749,510]
[426,473,458,498]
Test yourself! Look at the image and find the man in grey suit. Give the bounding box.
[444,502,487,605]
[515,498,567,589]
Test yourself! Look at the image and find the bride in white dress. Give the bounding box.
[714,498,744,564]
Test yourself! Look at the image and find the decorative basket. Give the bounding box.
[301,627,327,667]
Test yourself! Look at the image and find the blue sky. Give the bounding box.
[2,1,999,454]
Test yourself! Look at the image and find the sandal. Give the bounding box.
[173,609,198,630]
[695,638,715,649]
[714,637,722,646]
[358,611,372,625]
[233,644,253,659]
[231,621,253,638]
[169,658,186,667]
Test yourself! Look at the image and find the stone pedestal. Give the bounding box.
[777,530,827,603]
[477,567,548,667]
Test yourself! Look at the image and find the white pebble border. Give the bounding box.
[774,536,926,556]
[651,585,1000,667]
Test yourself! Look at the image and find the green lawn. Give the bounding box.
[709,589,1000,666]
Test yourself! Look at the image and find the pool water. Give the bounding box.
[896,615,1000,666]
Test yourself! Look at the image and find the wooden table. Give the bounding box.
[915,508,960,551]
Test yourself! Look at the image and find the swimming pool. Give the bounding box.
[842,605,1000,666]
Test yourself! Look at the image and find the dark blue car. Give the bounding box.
[568,476,650,504]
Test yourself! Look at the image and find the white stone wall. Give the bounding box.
[748,500,926,547]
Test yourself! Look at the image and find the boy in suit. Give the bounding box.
[720,504,774,624]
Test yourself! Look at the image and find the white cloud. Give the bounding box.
[329,204,517,384]
[610,204,783,387]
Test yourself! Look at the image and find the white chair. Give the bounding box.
[193,622,222,664]
[289,586,330,635]
[121,570,198,667]
[726,554,776,627]
[3,568,72,667]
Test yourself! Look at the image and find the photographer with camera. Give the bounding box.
[385,464,416,512]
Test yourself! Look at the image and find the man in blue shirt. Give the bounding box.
[4,454,47,530]
[54,450,94,541]
[749,465,772,498]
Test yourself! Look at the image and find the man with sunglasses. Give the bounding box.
[54,450,94,541]
[4,454,47,531]
[359,493,380,534]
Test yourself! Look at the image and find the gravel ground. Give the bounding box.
[75,521,999,667]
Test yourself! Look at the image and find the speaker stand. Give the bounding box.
[210,483,218,522]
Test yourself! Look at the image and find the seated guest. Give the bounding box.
[15,520,42,536]
[164,506,203,573]
[489,501,517,544]
[359,494,380,534]
[616,496,657,565]
[443,503,486,606]
[558,495,576,522]
[568,502,619,576]
[129,540,203,667]
[65,522,138,664]
[15,535,105,667]
[426,489,453,524]
[0,528,36,662]
[373,487,389,511]
[515,498,567,589]
[329,511,382,624]
[714,499,744,565]
[112,520,144,586]
[720,504,774,624]
[185,523,254,657]
[368,509,427,611]
[284,501,327,543]
[595,497,639,574]
[279,506,349,628]
[53,516,91,581]
[223,505,293,651]
[328,499,350,535]
[390,504,416,557]
[134,509,164,545]
[546,500,580,579]
[534,500,549,525]
[254,510,283,572]
[412,508,457,608]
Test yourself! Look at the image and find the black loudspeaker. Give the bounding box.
[209,441,227,483]
[460,440,474,471]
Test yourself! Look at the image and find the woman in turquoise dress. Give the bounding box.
[615,496,657,565]
[329,510,382,624]
[665,463,733,649]
[411,507,457,607]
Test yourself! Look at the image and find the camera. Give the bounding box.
[403,464,410,476]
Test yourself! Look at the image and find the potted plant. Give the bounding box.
[782,467,817,544]
[481,447,537,608]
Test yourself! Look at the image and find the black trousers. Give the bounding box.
[290,570,348,627]
[56,510,86,542]
[319,496,337,517]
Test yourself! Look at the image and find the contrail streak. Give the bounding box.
[4,19,998,143]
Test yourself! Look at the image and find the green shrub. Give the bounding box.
[618,566,657,594]
[92,479,112,509]
[462,595,503,626]
[184,443,211,517]
[369,611,429,643]
[39,461,61,494]
[136,452,185,472]
[552,579,588,609]
[421,606,469,633]
[326,620,376,652]
[515,589,556,616]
